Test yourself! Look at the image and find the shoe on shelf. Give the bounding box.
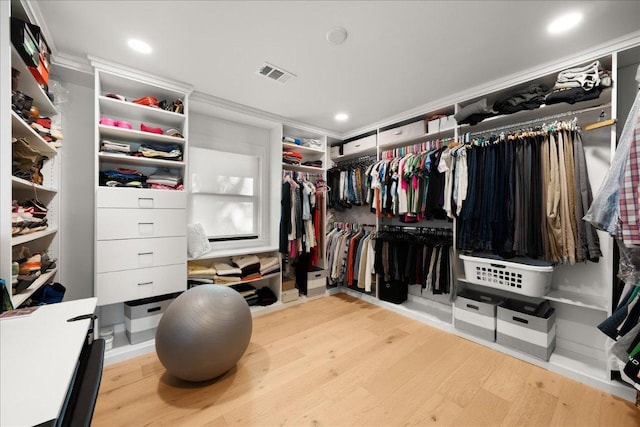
[105,93,126,101]
[116,120,132,129]
[164,128,183,138]
[99,117,116,126]
[133,96,159,108]
[140,123,163,134]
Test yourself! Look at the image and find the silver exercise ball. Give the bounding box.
[155,284,252,382]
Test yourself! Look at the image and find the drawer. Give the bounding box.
[97,208,186,240]
[378,120,425,146]
[96,236,187,273]
[97,187,186,209]
[96,264,186,306]
[342,135,376,156]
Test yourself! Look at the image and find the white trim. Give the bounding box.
[88,55,193,95]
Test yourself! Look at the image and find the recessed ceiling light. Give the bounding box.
[326,27,348,45]
[335,113,349,122]
[128,38,152,54]
[548,12,583,35]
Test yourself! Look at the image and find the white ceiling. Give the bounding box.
[31,1,640,136]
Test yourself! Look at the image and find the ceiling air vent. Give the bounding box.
[257,62,296,84]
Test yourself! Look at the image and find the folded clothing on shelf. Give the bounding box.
[138,143,182,160]
[99,168,147,188]
[213,262,242,276]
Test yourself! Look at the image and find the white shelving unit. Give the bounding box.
[5,3,61,308]
[90,57,193,353]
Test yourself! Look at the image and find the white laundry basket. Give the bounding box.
[459,254,554,297]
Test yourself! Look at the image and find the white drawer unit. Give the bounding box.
[96,264,186,306]
[342,135,376,156]
[96,236,187,273]
[96,187,186,209]
[96,208,186,240]
[378,120,425,146]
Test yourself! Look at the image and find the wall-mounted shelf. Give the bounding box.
[11,45,56,116]
[11,176,57,193]
[98,152,185,169]
[12,268,58,308]
[11,228,58,246]
[98,124,186,145]
[282,163,324,173]
[11,111,58,157]
[98,96,186,129]
[282,141,325,155]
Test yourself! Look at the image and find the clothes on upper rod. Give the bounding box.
[327,159,374,211]
[455,122,601,264]
[279,172,324,266]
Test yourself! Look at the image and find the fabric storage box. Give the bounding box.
[282,277,296,292]
[330,145,342,159]
[281,288,299,303]
[124,292,181,344]
[378,120,425,146]
[379,279,408,304]
[440,115,457,131]
[459,254,553,297]
[427,117,441,134]
[454,290,503,342]
[496,299,556,361]
[307,267,326,291]
[342,135,376,156]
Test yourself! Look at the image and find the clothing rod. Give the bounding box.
[467,102,611,137]
[333,154,377,165]
[381,136,455,157]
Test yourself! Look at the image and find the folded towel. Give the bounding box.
[231,255,260,269]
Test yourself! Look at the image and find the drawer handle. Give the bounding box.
[138,197,154,208]
[512,316,529,324]
[138,281,153,286]
[490,263,506,269]
[466,304,480,311]
[354,144,361,148]
[393,129,403,135]
[147,306,161,313]
[138,252,154,256]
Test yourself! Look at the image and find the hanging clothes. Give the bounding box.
[325,223,376,292]
[456,122,601,264]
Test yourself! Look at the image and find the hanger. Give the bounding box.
[584,110,616,131]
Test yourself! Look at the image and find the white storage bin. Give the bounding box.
[454,290,503,342]
[440,115,457,131]
[307,267,326,290]
[342,135,376,156]
[459,254,553,297]
[281,288,299,303]
[496,299,556,361]
[124,292,181,344]
[427,118,440,134]
[330,145,342,159]
[378,121,425,146]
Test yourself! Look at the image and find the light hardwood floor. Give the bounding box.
[94,294,640,426]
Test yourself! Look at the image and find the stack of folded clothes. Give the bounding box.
[186,261,216,287]
[101,140,132,155]
[231,255,262,281]
[454,98,497,126]
[147,169,183,190]
[30,117,63,148]
[545,60,612,105]
[302,160,322,168]
[282,151,303,165]
[99,168,147,188]
[259,256,280,276]
[229,283,259,306]
[492,84,547,115]
[137,143,182,160]
[212,261,242,284]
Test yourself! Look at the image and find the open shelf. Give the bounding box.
[98,124,186,145]
[282,141,325,155]
[11,45,57,116]
[11,111,58,157]
[282,163,324,173]
[99,96,186,129]
[12,268,58,308]
[98,152,185,168]
[191,271,281,287]
[544,289,608,312]
[11,227,57,246]
[11,176,57,193]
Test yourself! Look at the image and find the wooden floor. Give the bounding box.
[94,294,640,427]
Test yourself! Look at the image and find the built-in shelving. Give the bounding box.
[210,271,281,287]
[11,227,57,246]
[11,111,58,157]
[11,176,57,193]
[282,141,325,154]
[98,96,186,129]
[282,163,325,173]
[98,152,185,168]
[12,268,58,308]
[10,45,56,116]
[98,124,186,145]
[378,127,456,151]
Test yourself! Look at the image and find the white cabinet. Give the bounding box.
[3,4,61,308]
[90,58,193,308]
